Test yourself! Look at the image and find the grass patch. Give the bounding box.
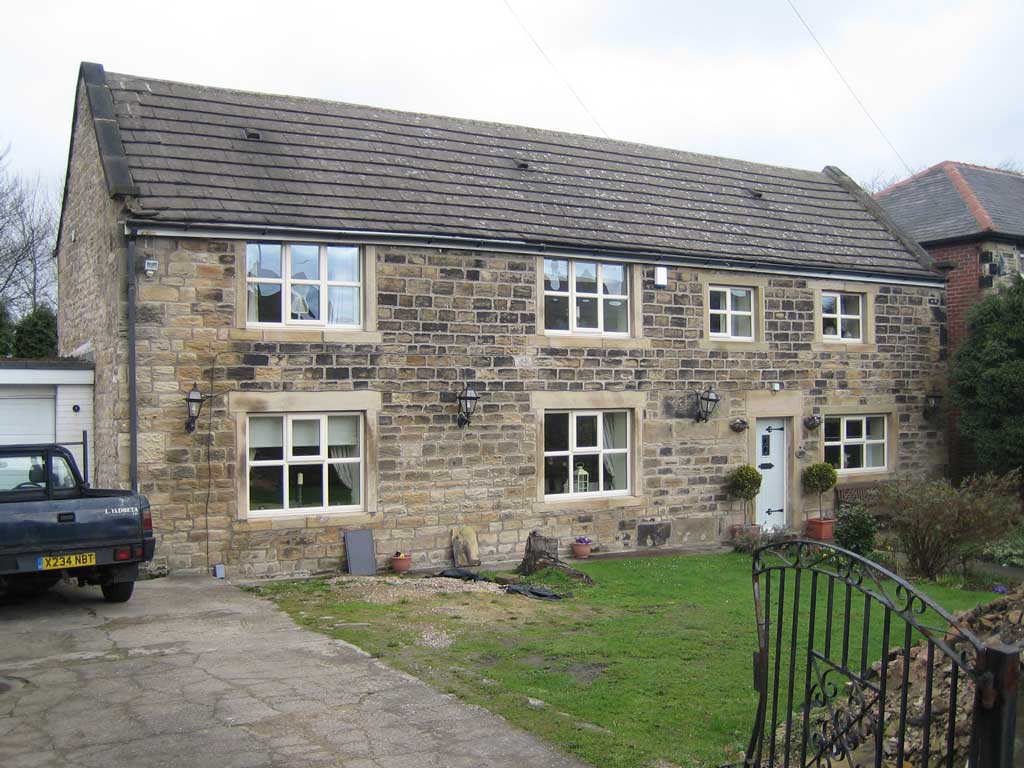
[251,553,995,768]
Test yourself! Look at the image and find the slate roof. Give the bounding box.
[876,161,1024,245]
[76,63,935,280]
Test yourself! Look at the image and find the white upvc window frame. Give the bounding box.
[823,414,887,474]
[708,285,755,340]
[543,409,631,500]
[543,258,630,336]
[821,291,863,342]
[245,243,363,330]
[246,412,364,517]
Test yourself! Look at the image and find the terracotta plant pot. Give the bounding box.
[571,542,592,559]
[805,518,835,541]
[390,555,413,573]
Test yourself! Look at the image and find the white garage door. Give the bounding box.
[0,385,56,445]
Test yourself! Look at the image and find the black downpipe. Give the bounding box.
[126,234,139,492]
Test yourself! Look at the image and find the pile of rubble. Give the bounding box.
[772,587,1024,767]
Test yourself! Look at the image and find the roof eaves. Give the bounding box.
[125,217,946,286]
[822,165,937,274]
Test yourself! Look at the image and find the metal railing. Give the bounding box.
[745,540,1019,768]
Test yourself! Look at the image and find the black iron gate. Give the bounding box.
[745,540,1019,768]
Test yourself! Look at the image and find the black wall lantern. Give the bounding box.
[456,384,480,427]
[694,386,721,423]
[923,393,943,419]
[184,383,210,433]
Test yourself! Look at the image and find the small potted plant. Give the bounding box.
[390,550,413,574]
[726,464,763,538]
[803,462,838,540]
[572,537,593,559]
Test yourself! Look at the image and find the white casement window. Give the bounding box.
[709,286,755,340]
[823,415,886,472]
[247,413,363,516]
[821,292,863,341]
[543,410,630,498]
[246,243,362,328]
[543,258,629,335]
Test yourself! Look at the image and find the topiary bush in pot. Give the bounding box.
[802,462,839,540]
[726,464,763,528]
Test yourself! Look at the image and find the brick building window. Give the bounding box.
[821,291,862,341]
[709,286,755,339]
[246,243,362,328]
[247,413,363,516]
[543,410,630,497]
[823,415,886,472]
[543,259,629,334]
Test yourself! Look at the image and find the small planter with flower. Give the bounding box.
[390,551,413,574]
[571,537,593,559]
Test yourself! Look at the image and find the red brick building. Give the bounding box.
[877,162,1024,475]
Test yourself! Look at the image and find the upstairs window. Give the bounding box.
[246,243,362,328]
[543,259,629,335]
[824,415,886,472]
[709,286,755,340]
[821,291,862,341]
[543,410,630,498]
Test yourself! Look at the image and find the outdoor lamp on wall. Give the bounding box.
[694,386,721,423]
[923,393,943,419]
[184,383,209,433]
[456,384,480,427]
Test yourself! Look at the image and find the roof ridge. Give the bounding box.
[949,160,1024,178]
[873,161,949,198]
[104,68,829,183]
[944,163,995,232]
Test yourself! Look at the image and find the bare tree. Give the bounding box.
[858,169,907,196]
[997,157,1023,174]
[0,147,58,317]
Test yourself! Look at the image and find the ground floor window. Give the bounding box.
[823,415,886,472]
[543,410,630,497]
[247,413,362,516]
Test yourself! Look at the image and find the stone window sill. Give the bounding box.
[527,334,651,350]
[811,341,876,354]
[229,328,383,344]
[532,494,647,514]
[238,509,378,529]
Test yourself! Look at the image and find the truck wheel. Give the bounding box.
[7,574,60,597]
[101,581,135,603]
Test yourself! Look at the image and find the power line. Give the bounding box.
[500,0,611,139]
[785,0,913,176]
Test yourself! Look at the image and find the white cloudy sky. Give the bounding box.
[2,0,1021,187]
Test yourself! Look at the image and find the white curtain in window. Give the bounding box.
[247,284,259,322]
[602,415,620,483]
[328,416,358,487]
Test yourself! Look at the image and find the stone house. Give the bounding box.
[56,62,947,576]
[876,162,1024,475]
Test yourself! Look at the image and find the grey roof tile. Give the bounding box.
[97,68,934,278]
[876,161,1024,244]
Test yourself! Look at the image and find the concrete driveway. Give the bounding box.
[0,576,585,768]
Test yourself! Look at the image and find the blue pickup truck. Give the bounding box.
[0,445,155,602]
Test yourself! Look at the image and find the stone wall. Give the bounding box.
[55,80,131,489]
[122,236,947,576]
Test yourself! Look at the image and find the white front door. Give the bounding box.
[755,418,787,530]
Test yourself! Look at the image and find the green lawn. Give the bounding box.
[251,553,995,768]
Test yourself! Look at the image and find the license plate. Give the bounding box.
[37,552,96,570]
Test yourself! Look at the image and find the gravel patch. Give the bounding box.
[327,574,504,605]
